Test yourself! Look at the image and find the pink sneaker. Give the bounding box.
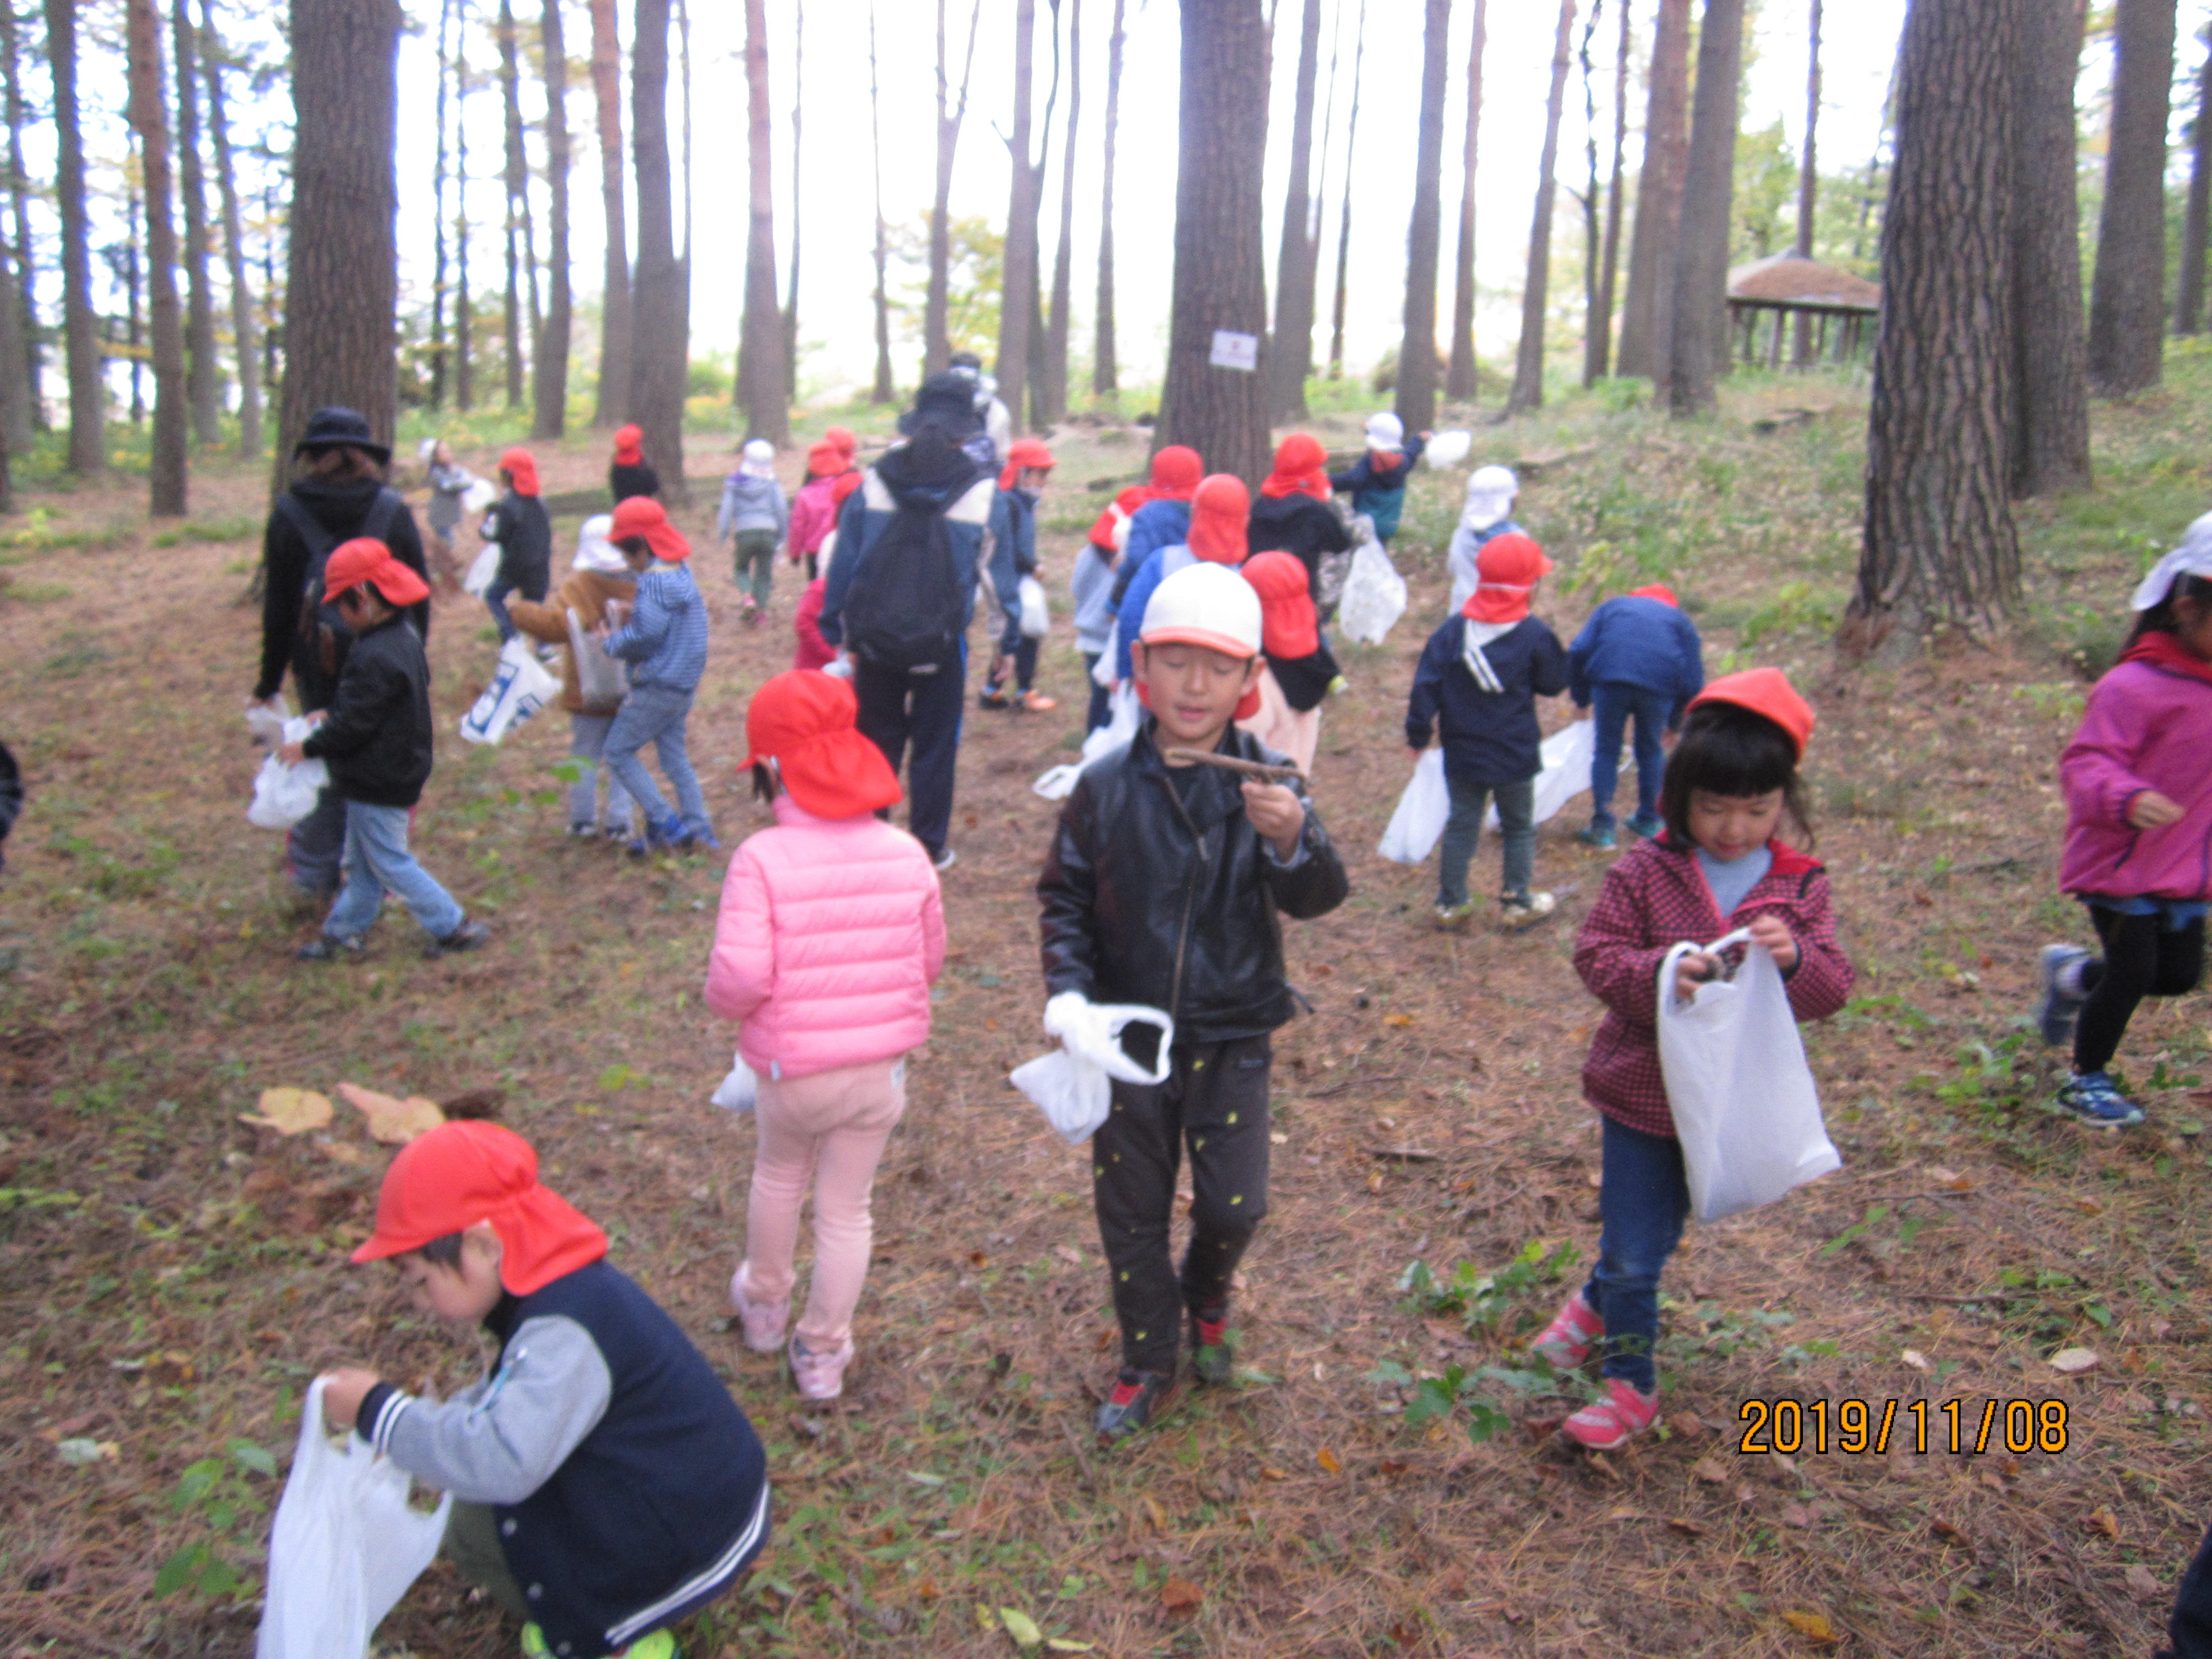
[729,1264,788,1354]
[790,1334,855,1402]
[1561,1378,1660,1451]
[1530,1292,1603,1369]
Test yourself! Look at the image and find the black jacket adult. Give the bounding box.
[1039,720,1349,1044]
[254,477,430,707]
[610,461,661,504]
[301,613,435,808]
[485,492,555,585]
[1246,492,1353,594]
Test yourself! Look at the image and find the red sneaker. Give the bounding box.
[1561,1378,1660,1451]
[1529,1292,1602,1369]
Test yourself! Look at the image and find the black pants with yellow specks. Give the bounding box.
[1092,1034,1272,1373]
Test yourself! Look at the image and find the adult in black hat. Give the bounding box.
[250,407,433,901]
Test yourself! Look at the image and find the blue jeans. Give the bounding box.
[567,713,635,831]
[484,567,548,643]
[1437,773,1535,907]
[1082,652,1112,732]
[1590,682,1671,831]
[1580,1116,1691,1394]
[324,799,466,942]
[286,783,348,897]
[602,684,710,836]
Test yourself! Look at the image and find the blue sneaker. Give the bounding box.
[628,815,690,859]
[2035,944,2091,1048]
[2056,1072,2144,1128]
[1626,813,1664,840]
[688,824,721,852]
[1577,822,1619,850]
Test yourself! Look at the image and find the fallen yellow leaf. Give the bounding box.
[237,1087,333,1136]
[2086,1505,2120,1540]
[338,1082,445,1144]
[1781,1609,1838,1644]
[1382,1013,1413,1028]
[1316,1447,1343,1474]
[998,1608,1043,1649]
[1159,1577,1203,1611]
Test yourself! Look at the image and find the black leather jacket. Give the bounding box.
[1038,721,1349,1044]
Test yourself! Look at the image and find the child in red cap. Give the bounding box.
[1532,667,1854,1451]
[1237,551,1339,773]
[321,1119,769,1659]
[481,446,552,645]
[706,671,946,1401]
[282,540,487,960]
[608,422,660,504]
[980,438,1058,711]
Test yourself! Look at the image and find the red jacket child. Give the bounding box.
[793,577,834,672]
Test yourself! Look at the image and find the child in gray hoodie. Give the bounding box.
[717,439,790,625]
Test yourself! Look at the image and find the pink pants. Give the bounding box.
[740,1057,907,1349]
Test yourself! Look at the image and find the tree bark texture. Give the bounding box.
[1039,0,1079,427]
[1267,0,1322,421]
[869,1,895,403]
[1508,0,1578,413]
[534,0,572,437]
[589,0,629,424]
[203,0,260,457]
[0,182,27,454]
[2087,0,2175,394]
[1664,0,1745,416]
[172,0,220,446]
[2175,24,2211,334]
[1093,0,1124,394]
[498,0,528,408]
[455,23,475,412]
[128,0,187,512]
[629,0,685,494]
[2010,0,2090,495]
[1158,0,1270,485]
[429,0,454,409]
[996,0,1038,434]
[1328,0,1367,380]
[278,0,401,485]
[737,0,786,444]
[1792,0,1823,363]
[1590,0,1628,380]
[1616,0,1692,380]
[782,1,800,401]
[2,2,40,436]
[48,0,101,473]
[927,0,983,377]
[1394,0,1453,431]
[1847,0,2021,658]
[1445,0,1487,400]
[1577,0,1604,386]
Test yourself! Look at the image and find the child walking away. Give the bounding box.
[2034,538,2212,1128]
[507,516,640,840]
[1247,433,1354,601]
[1115,473,1250,685]
[792,577,835,671]
[609,423,661,503]
[1538,669,1854,1449]
[1331,413,1428,547]
[1107,446,1206,613]
[481,448,554,645]
[421,438,472,594]
[981,438,1058,712]
[707,672,946,1400]
[1038,563,1349,1439]
[318,1120,770,1659]
[1238,552,1341,774]
[719,440,790,625]
[284,541,488,961]
[1405,532,1569,931]
[787,439,852,583]
[1446,466,1524,614]
[597,498,716,856]
[1568,583,1706,848]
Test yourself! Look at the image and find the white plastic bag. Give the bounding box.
[245,697,293,751]
[461,542,500,598]
[1011,995,1176,1145]
[1336,539,1408,646]
[1019,575,1050,639]
[248,717,330,831]
[1657,928,1841,1222]
[1483,718,1600,830]
[1423,429,1473,468]
[459,638,561,746]
[461,477,499,515]
[711,1054,759,1114]
[1377,749,1449,864]
[254,1378,450,1659]
[568,608,629,707]
[1033,682,1140,800]
[1091,623,1119,687]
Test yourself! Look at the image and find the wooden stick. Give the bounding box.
[1162,747,1304,783]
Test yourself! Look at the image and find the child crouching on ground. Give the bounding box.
[707,671,945,1400]
[1535,669,1854,1449]
[1038,563,1349,1439]
[508,515,639,840]
[318,1120,770,1659]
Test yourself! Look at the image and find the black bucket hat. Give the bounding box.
[292,406,392,466]
[897,371,985,439]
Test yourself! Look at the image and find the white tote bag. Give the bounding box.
[1657,929,1841,1222]
[1018,575,1050,639]
[461,542,500,598]
[254,1378,450,1659]
[567,608,629,708]
[1337,539,1409,646]
[1377,749,1450,864]
[460,639,561,746]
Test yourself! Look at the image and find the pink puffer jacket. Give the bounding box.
[705,797,945,1080]
[2059,659,2212,903]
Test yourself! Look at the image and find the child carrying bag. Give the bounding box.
[247,714,330,831]
[254,1377,450,1659]
[1657,928,1841,1221]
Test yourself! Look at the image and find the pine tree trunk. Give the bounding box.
[1591,0,1628,380]
[499,0,527,408]
[0,9,28,459]
[1396,0,1452,431]
[2,3,40,434]
[275,0,400,486]
[737,0,786,444]
[1328,0,1366,381]
[201,0,261,457]
[1092,0,1124,395]
[927,0,983,377]
[1664,0,1745,416]
[2178,26,2212,336]
[1507,0,1577,414]
[781,3,800,402]
[48,0,102,473]
[429,0,453,409]
[171,0,219,445]
[1615,0,1692,380]
[126,182,145,427]
[1445,0,1487,401]
[1157,0,1269,485]
[1844,0,2020,660]
[1791,0,1822,364]
[2012,0,2091,495]
[629,0,685,498]
[127,0,186,511]
[996,0,1038,435]
[455,25,474,413]
[2088,0,2176,394]
[1266,0,1321,421]
[589,0,629,424]
[1039,0,1079,427]
[1577,1,1603,387]
[869,0,895,403]
[534,0,572,437]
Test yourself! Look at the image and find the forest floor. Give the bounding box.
[4,357,2212,1658]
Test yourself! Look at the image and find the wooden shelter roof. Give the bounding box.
[1726,253,1881,313]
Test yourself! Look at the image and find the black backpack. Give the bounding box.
[276,488,408,705]
[841,490,969,676]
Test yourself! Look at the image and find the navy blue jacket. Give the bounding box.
[819,447,1004,651]
[1406,614,1571,785]
[1567,595,1705,719]
[1330,434,1427,541]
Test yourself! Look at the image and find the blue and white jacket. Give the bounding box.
[604,561,709,693]
[357,1260,770,1659]
[1405,613,1571,785]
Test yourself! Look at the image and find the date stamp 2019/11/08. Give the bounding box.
[1738,1398,2070,1457]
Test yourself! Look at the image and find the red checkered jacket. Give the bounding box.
[1573,834,1855,1137]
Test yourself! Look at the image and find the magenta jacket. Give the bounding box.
[705,797,946,1080]
[786,476,842,562]
[1573,836,1855,1138]
[2059,659,2212,903]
